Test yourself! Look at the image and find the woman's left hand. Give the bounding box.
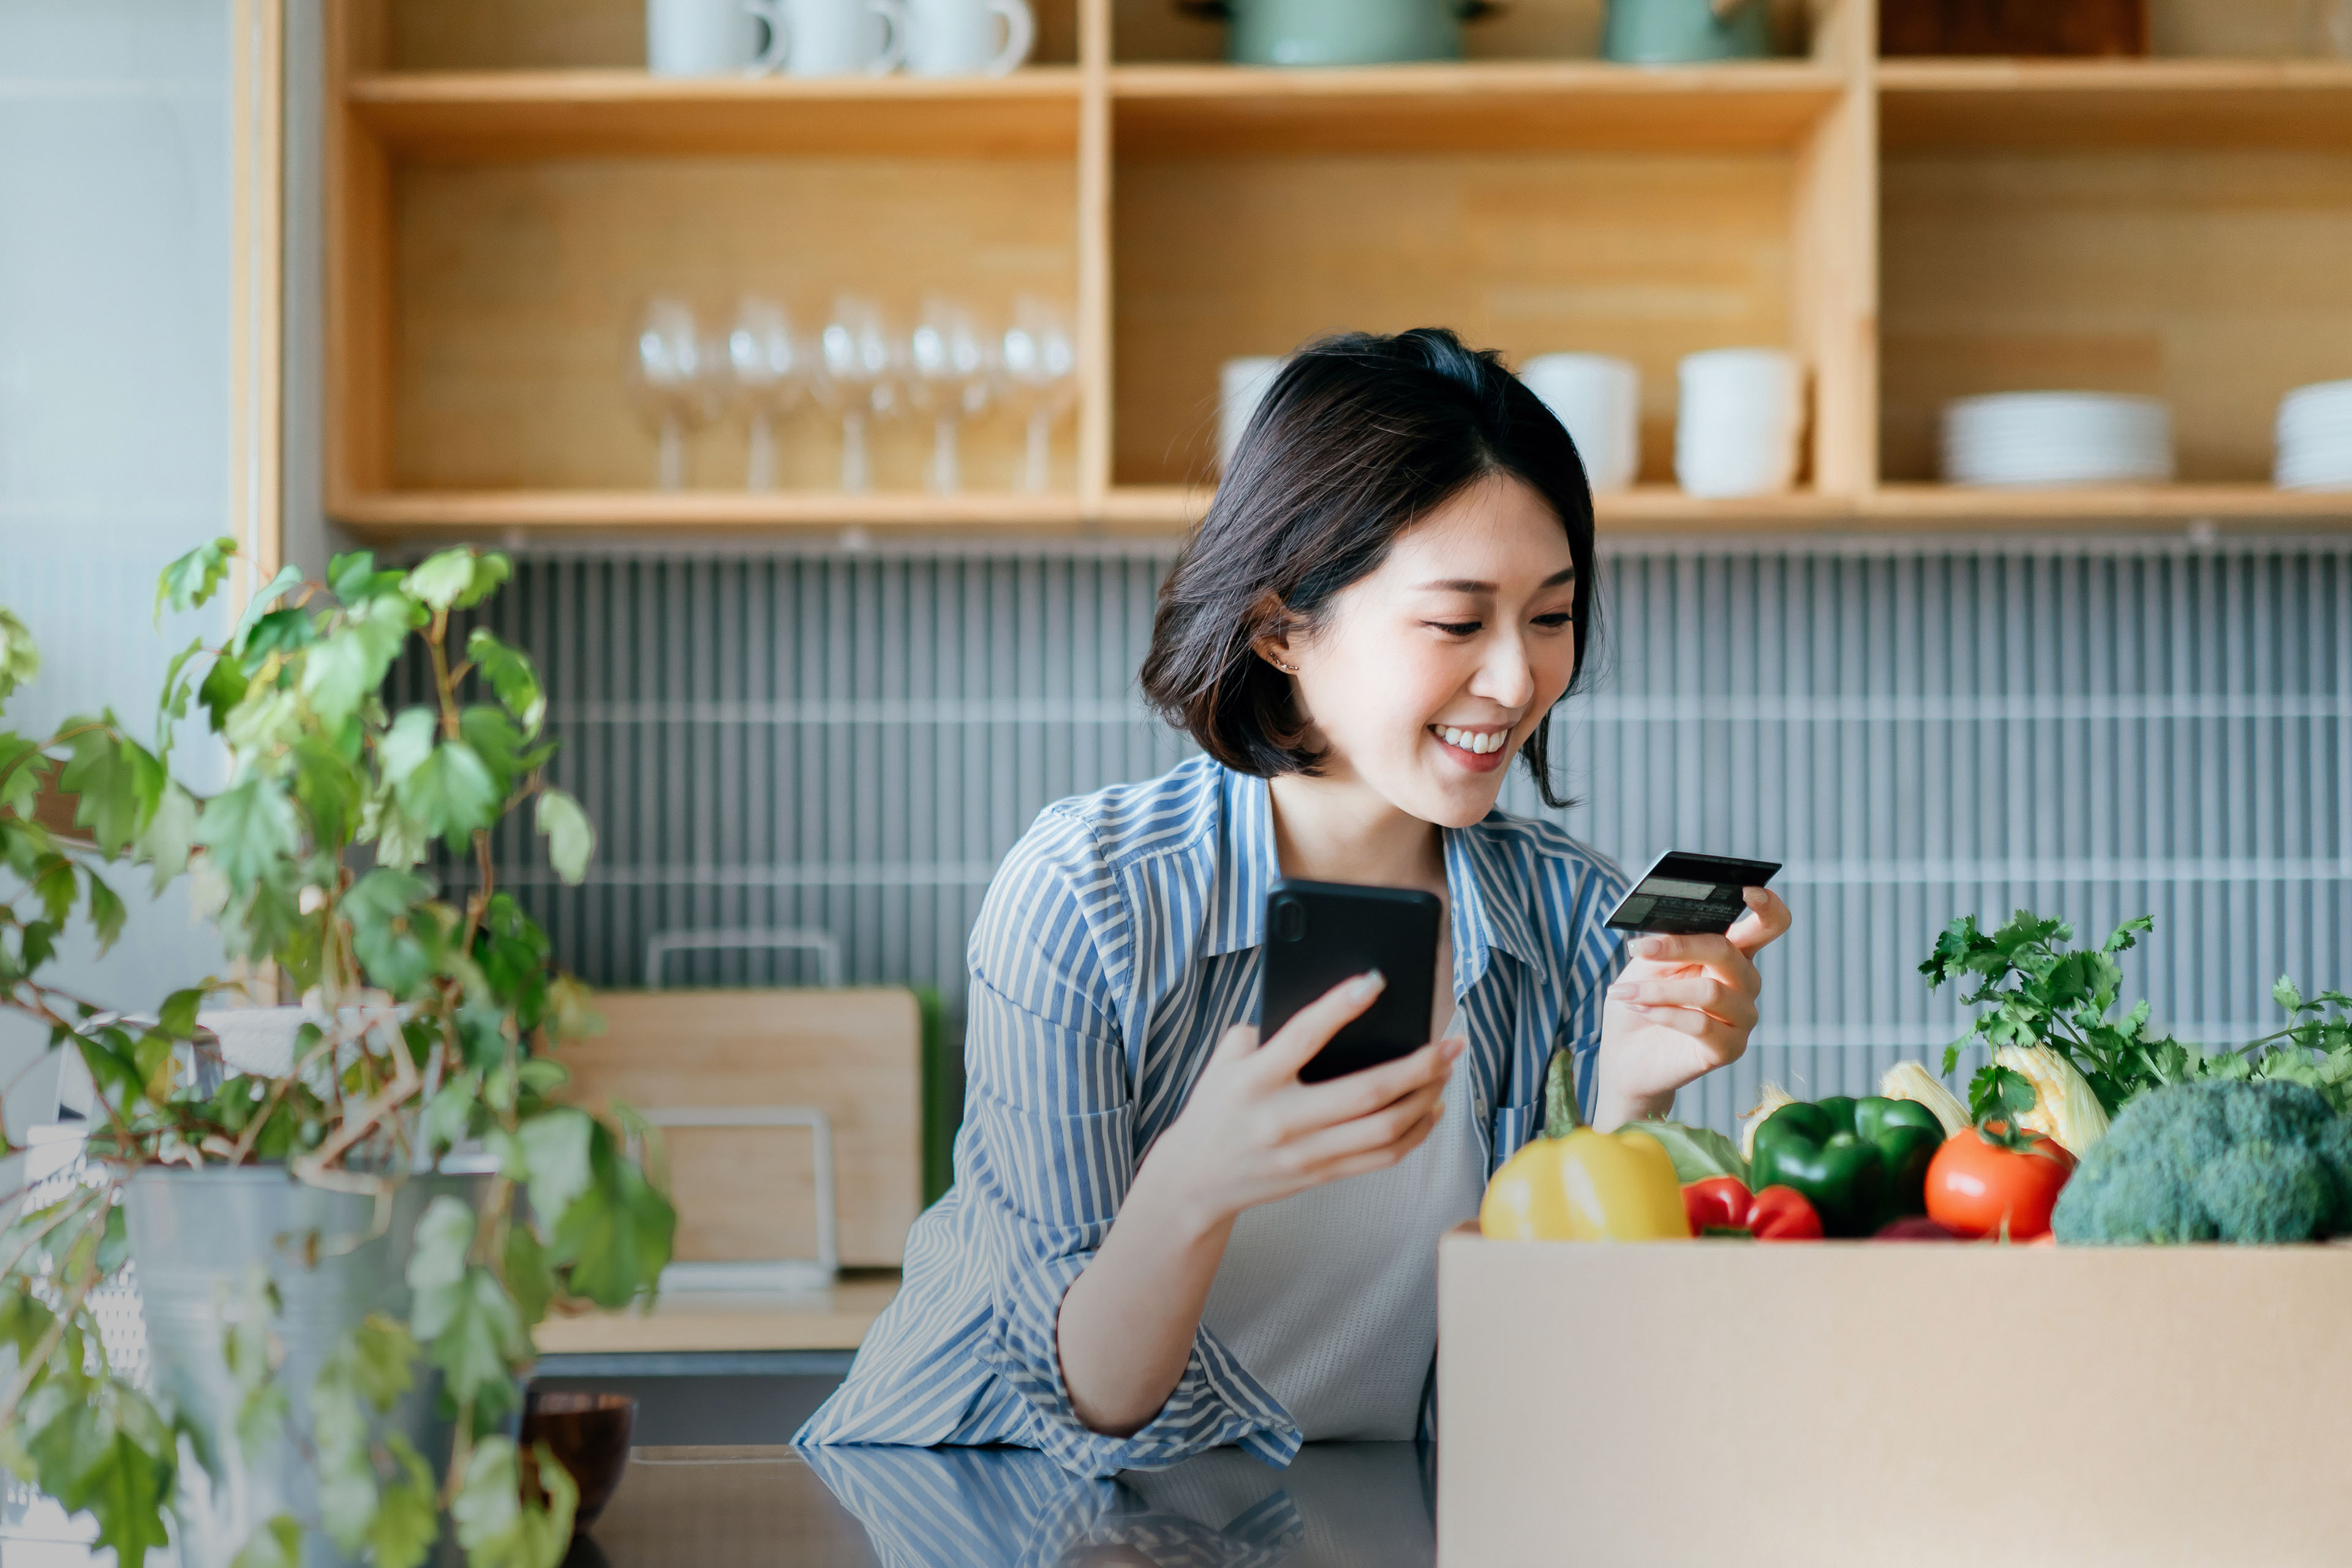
[1589,888,1792,1131]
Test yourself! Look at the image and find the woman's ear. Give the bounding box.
[1246,592,1302,674]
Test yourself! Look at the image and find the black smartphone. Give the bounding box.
[1257,879,1444,1084]
[1605,850,1782,936]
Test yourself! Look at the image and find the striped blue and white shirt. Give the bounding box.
[796,753,1631,1477]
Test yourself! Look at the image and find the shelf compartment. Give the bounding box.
[1110,61,1849,156]
[1880,143,2352,486]
[347,69,1085,159]
[1880,59,2352,149]
[1112,143,1815,488]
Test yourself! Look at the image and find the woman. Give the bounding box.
[798,328,1791,1477]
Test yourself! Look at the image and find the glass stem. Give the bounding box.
[748,412,776,492]
[1023,412,1050,494]
[658,413,685,492]
[932,415,959,495]
[842,407,869,494]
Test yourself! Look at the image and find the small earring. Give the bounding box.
[1276,661,1299,673]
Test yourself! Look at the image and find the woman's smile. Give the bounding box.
[1429,723,1514,771]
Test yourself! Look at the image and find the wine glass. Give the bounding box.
[627,296,719,491]
[998,296,1077,494]
[818,294,903,493]
[726,295,813,492]
[907,298,994,494]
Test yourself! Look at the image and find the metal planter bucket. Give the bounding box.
[125,1167,486,1568]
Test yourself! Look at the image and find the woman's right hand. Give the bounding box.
[1144,971,1463,1229]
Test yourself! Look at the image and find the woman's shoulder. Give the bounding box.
[1011,753,1230,881]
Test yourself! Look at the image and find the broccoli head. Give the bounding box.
[2051,1079,2352,1244]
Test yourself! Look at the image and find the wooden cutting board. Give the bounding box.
[555,988,922,1268]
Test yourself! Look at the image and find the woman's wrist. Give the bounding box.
[1126,1128,1237,1244]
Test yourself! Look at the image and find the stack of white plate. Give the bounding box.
[1941,393,2174,486]
[2275,379,2352,491]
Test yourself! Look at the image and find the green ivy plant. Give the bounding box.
[0,543,675,1568]
[1922,910,2352,1120]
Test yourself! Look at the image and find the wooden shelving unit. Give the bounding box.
[326,0,2352,542]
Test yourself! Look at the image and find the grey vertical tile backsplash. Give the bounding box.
[442,540,2350,1139]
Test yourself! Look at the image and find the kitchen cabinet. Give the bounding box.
[321,0,2352,540]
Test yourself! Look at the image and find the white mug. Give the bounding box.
[1676,347,1804,499]
[905,0,1035,77]
[750,0,907,77]
[1217,356,1283,475]
[1520,353,1641,494]
[647,0,765,74]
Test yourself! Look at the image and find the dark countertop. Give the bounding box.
[565,1442,1436,1567]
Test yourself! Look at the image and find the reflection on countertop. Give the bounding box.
[567,1441,1436,1568]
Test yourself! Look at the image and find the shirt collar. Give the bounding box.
[1207,766,1545,991]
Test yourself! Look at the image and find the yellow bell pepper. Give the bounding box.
[1480,1126,1692,1240]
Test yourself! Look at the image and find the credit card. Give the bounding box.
[1605,850,1782,936]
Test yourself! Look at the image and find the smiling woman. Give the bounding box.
[794,328,1792,1477]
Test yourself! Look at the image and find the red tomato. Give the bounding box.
[1924,1125,2075,1240]
[1749,1184,1824,1241]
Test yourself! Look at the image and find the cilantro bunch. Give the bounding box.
[1921,910,2352,1122]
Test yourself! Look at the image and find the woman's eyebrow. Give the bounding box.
[1411,567,1577,594]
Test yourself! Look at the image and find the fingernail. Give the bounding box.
[1744,887,1766,905]
[1354,970,1386,1000]
[1608,980,1638,999]
[1634,937,1667,959]
[1443,1036,1466,1060]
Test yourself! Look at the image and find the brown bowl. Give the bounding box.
[521,1390,636,1532]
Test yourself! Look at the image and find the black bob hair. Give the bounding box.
[1139,327,1599,810]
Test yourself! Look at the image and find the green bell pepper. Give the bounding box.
[1748,1096,1945,1237]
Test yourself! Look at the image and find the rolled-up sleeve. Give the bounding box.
[961,811,1298,1477]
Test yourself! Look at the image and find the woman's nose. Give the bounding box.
[1471,634,1536,709]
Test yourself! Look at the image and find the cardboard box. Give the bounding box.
[1438,1227,2352,1566]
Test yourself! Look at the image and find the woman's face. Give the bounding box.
[1262,473,1580,830]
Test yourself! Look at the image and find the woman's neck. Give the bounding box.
[1267,772,1447,895]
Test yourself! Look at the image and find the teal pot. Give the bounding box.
[1603,0,1773,63]
[126,1167,488,1568]
[1222,0,1487,66]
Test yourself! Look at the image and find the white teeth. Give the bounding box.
[1436,726,1506,755]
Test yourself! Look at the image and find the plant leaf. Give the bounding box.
[300,602,409,731]
[536,787,594,886]
[61,725,161,856]
[513,1107,596,1228]
[369,1434,441,1568]
[137,782,198,894]
[466,628,546,734]
[227,1515,301,1568]
[84,872,126,954]
[195,777,301,889]
[554,1125,676,1309]
[404,549,510,612]
[156,536,239,621]
[343,869,442,1000]
[0,608,40,705]
[398,739,500,851]
[453,1436,575,1568]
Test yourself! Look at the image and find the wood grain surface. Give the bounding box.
[557,989,922,1268]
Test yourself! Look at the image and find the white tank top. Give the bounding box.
[1196,1012,1485,1441]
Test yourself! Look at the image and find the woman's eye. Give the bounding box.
[1532,612,1575,630]
[1428,620,1482,637]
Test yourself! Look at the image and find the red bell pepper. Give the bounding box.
[1683,1176,1754,1235]
[1748,1183,1824,1241]
[1681,1177,1824,1242]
